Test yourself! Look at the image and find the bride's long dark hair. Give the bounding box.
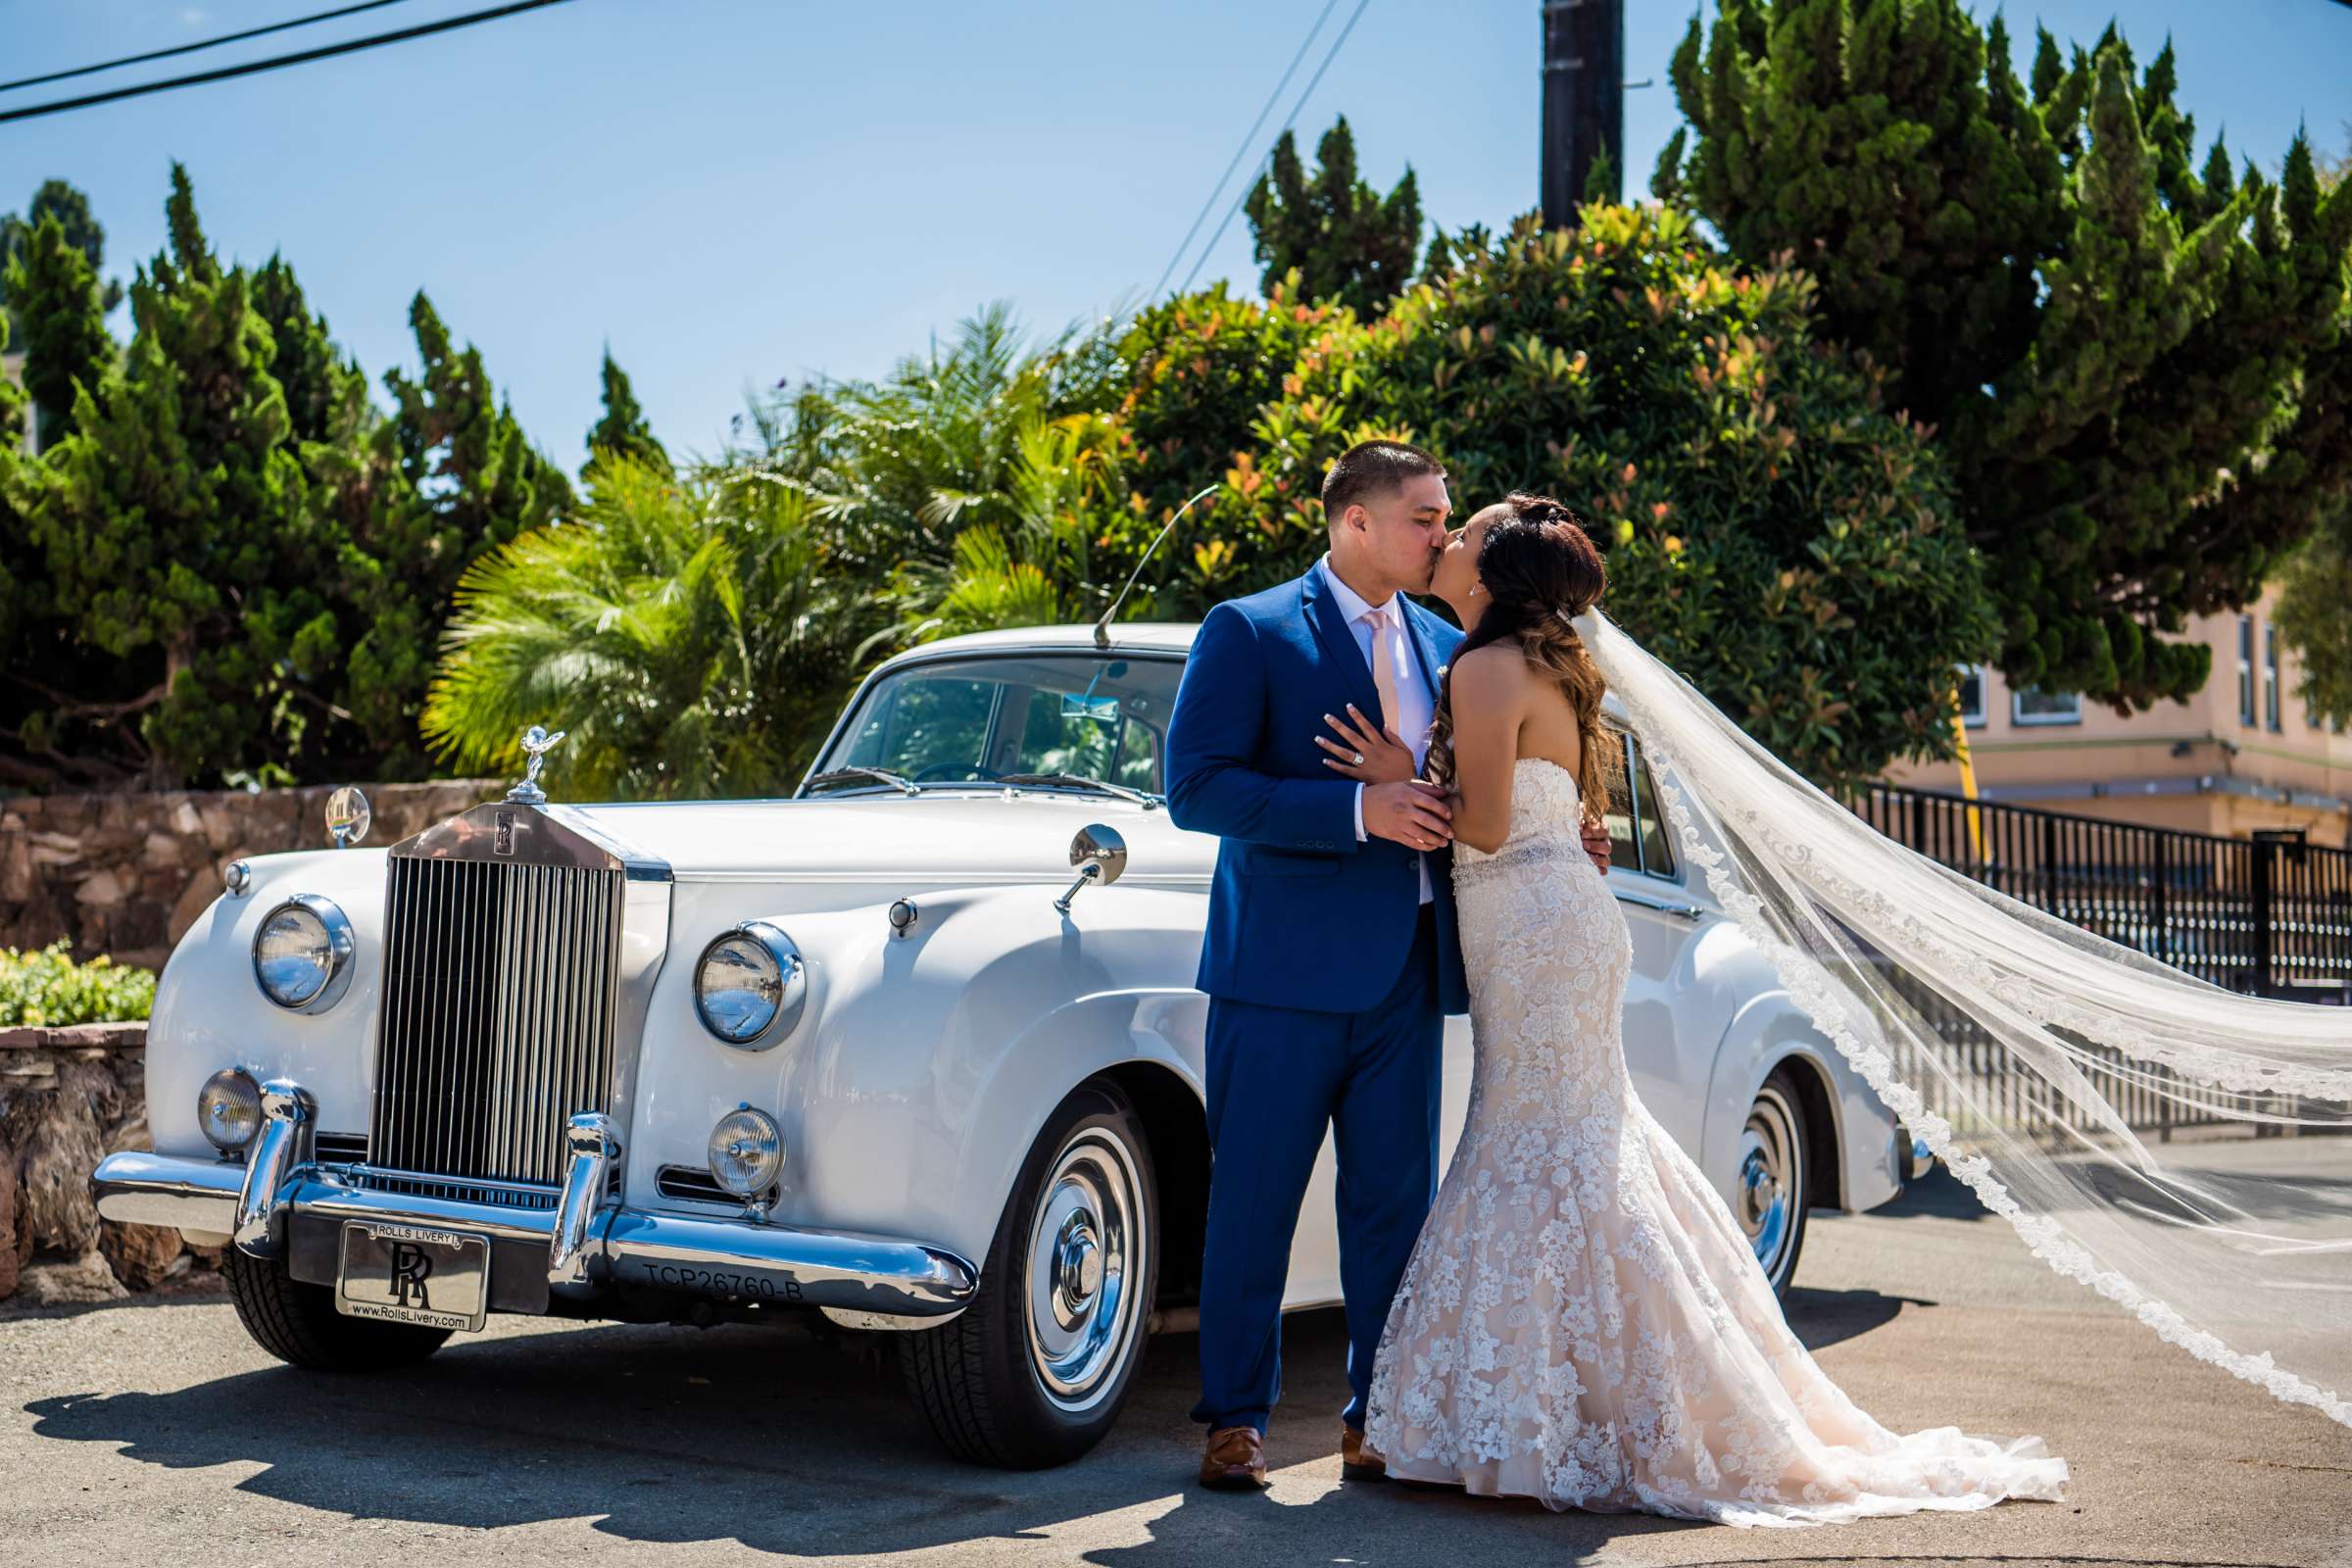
[1424,492,1622,822]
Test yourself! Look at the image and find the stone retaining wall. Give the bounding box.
[0,1021,185,1304]
[1,778,503,972]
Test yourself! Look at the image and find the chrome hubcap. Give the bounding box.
[1740,1087,1801,1279]
[1026,1127,1146,1411]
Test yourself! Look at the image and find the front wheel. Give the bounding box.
[900,1080,1158,1468]
[1739,1066,1810,1297]
[222,1248,452,1371]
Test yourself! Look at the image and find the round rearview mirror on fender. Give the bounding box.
[1054,824,1128,914]
[324,785,370,849]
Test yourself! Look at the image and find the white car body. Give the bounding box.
[96,620,1912,1462]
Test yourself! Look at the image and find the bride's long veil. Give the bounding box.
[1574,606,2352,1430]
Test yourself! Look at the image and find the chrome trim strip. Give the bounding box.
[90,1147,978,1318]
[91,1150,242,1232]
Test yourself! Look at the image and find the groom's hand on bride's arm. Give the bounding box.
[1363,780,1453,853]
[1581,817,1611,875]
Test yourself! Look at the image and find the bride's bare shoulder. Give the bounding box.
[1448,642,1533,702]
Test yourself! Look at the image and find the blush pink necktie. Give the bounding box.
[1365,606,1403,739]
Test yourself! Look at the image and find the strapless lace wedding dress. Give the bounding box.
[1361,757,2069,1528]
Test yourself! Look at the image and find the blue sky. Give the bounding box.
[2,0,2346,467]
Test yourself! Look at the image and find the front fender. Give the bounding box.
[627,879,1206,1265]
[1701,986,1902,1218]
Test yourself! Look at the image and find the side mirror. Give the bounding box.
[1054,824,1128,914]
[324,786,370,849]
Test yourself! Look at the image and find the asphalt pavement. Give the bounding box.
[4,1153,2349,1568]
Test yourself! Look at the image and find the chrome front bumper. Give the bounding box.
[91,1089,976,1322]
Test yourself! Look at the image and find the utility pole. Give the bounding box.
[1541,0,1624,226]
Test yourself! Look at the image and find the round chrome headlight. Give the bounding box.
[252,894,356,1012]
[707,1106,784,1197]
[692,921,806,1048]
[197,1068,263,1153]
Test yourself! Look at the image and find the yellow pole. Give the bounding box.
[1952,707,1985,863]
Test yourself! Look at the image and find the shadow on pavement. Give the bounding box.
[19,1293,1938,1562]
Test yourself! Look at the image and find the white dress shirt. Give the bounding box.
[1316,553,1436,904]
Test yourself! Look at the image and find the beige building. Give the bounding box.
[1,350,28,452]
[1885,583,2352,849]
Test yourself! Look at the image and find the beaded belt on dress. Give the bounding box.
[1452,837,1576,888]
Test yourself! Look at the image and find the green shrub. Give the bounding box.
[0,939,156,1026]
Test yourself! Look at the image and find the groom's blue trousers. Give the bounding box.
[1191,904,1444,1435]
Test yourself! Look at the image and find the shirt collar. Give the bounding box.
[1317,552,1396,626]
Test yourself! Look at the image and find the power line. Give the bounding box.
[1147,0,1343,303]
[0,0,419,95]
[1176,0,1373,297]
[0,0,580,125]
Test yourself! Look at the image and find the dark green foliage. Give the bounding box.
[0,168,568,791]
[584,349,667,476]
[423,456,868,798]
[3,216,111,450]
[0,179,123,348]
[344,294,573,777]
[1662,1,2352,712]
[1101,207,1994,787]
[8,164,334,788]
[1243,117,1422,315]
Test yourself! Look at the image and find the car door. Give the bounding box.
[1602,734,1721,1158]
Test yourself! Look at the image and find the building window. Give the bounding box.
[2238,614,2255,724]
[1955,664,1986,728]
[2265,624,2281,731]
[2012,687,2082,726]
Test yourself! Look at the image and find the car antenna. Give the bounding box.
[1093,484,1219,651]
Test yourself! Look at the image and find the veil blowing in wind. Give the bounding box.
[1572,606,2352,1432]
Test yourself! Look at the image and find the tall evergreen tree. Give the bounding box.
[0,179,123,346]
[1661,3,2352,711]
[3,214,112,450]
[583,348,667,476]
[10,164,340,787]
[1242,116,1422,315]
[342,293,572,773]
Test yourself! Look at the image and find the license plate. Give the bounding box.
[335,1220,490,1333]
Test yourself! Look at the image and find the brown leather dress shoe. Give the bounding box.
[1199,1424,1269,1490]
[1340,1426,1387,1481]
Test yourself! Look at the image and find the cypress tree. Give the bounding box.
[3,214,112,450]
[1243,116,1422,315]
[1663,3,2352,710]
[347,293,571,773]
[583,348,667,476]
[14,163,340,786]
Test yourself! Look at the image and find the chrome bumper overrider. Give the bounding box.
[89,1087,976,1321]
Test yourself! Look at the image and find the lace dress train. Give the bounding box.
[1361,758,2069,1529]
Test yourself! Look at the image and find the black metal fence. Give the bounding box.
[1855,783,2352,1002]
[1849,784,2351,1143]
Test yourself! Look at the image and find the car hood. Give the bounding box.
[561,792,1216,885]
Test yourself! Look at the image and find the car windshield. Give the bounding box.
[814,653,1187,795]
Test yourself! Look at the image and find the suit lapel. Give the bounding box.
[1299,565,1384,718]
[1401,600,1445,697]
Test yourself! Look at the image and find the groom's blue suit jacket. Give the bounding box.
[1166,567,1470,1016]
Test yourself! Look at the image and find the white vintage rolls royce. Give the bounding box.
[93,619,1927,1469]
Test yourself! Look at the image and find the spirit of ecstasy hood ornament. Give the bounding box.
[506,724,568,806]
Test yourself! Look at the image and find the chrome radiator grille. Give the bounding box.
[370,856,624,1188]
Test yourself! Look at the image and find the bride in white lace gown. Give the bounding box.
[1356,495,2070,1528]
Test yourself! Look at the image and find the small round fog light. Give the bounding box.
[198,1068,263,1153]
[707,1106,784,1198]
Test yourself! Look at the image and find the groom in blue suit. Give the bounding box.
[1165,439,1472,1489]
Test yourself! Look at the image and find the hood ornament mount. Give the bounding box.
[507,724,568,806]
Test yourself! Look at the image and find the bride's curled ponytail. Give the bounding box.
[1424,492,1622,823]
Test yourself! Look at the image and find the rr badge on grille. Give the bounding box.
[494,810,515,856]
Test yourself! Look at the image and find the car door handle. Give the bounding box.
[1616,894,1703,921]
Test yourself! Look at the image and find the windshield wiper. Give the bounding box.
[998,773,1159,809]
[802,766,921,797]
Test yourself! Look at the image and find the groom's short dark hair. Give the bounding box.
[1322,439,1446,526]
